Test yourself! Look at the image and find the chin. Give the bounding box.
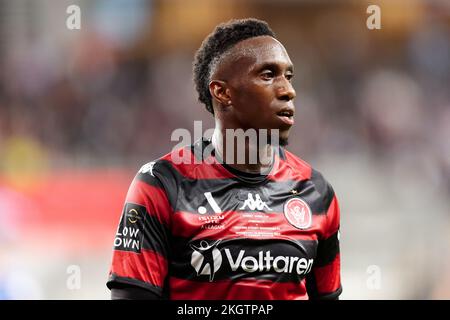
[279,136,289,146]
[278,129,290,146]
[266,128,290,146]
[267,133,289,146]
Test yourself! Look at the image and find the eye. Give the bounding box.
[260,70,274,81]
[285,73,294,81]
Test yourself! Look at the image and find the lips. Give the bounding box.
[276,108,295,126]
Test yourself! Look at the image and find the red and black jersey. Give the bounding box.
[107,138,342,300]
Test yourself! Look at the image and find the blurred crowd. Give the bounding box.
[0,1,450,184]
[0,0,449,299]
[0,1,448,190]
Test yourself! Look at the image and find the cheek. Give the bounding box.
[237,86,273,111]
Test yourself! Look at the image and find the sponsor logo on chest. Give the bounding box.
[190,240,314,282]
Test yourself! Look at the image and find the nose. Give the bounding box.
[277,78,296,101]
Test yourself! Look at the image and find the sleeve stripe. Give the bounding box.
[142,215,171,257]
[310,169,335,212]
[314,230,340,267]
[136,168,178,211]
[126,179,172,228]
[135,172,163,188]
[324,195,340,239]
[312,253,341,294]
[110,248,168,288]
[107,273,163,297]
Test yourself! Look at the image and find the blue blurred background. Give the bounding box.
[0,0,449,299]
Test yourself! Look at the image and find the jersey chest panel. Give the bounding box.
[169,178,326,283]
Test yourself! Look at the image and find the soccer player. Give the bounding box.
[107,18,342,300]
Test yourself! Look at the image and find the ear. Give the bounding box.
[209,80,232,106]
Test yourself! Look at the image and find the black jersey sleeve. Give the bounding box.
[111,284,162,300]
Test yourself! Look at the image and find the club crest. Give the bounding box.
[284,197,312,230]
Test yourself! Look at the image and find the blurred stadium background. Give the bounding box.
[0,0,449,299]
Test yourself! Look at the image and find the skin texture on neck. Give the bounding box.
[209,36,296,174]
[211,126,273,174]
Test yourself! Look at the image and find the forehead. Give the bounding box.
[228,36,292,70]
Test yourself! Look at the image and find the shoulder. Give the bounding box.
[282,148,335,208]
[310,168,335,205]
[134,145,188,191]
[281,148,313,178]
[135,137,220,186]
[131,144,192,207]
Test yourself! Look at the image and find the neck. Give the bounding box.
[211,126,274,174]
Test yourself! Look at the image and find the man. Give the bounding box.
[107,18,342,300]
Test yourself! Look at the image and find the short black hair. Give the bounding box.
[193,18,276,115]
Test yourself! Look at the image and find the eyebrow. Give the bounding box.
[254,61,294,73]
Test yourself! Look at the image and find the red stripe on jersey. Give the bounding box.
[267,151,312,182]
[323,196,340,239]
[161,148,235,180]
[169,277,309,300]
[161,146,313,182]
[171,210,326,241]
[126,180,171,227]
[312,253,341,294]
[110,249,168,288]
